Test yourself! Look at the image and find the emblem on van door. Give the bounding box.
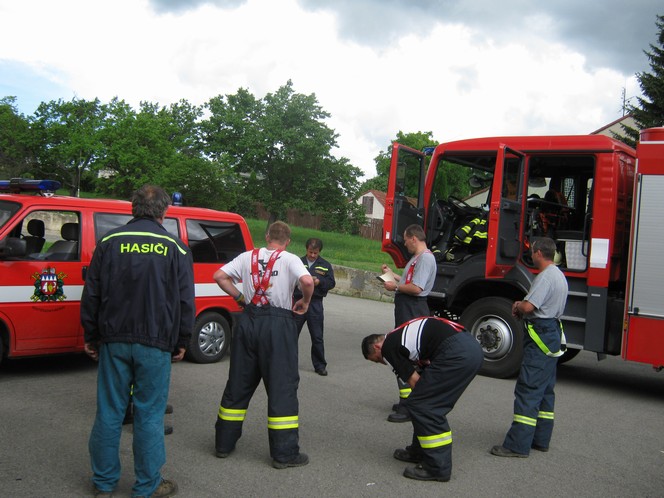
[31,267,67,302]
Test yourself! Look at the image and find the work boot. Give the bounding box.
[387,404,411,423]
[272,453,309,469]
[403,464,450,482]
[137,479,178,498]
[531,444,549,452]
[393,446,424,463]
[164,425,173,436]
[93,487,113,497]
[490,445,528,458]
[165,404,174,414]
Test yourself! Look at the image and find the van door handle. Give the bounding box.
[82,266,88,281]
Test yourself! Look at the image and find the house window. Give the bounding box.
[362,196,374,215]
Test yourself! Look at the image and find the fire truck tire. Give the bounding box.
[186,312,230,364]
[461,296,523,378]
[557,347,581,365]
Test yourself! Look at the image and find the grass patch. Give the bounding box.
[246,218,393,272]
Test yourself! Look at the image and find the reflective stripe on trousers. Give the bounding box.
[525,320,566,358]
[418,431,452,449]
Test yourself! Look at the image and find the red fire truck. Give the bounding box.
[382,127,664,378]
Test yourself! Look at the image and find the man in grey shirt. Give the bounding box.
[491,237,568,457]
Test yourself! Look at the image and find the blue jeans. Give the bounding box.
[89,342,171,497]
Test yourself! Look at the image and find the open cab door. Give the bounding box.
[486,145,525,278]
[382,143,426,268]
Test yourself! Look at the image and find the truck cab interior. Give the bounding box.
[426,152,595,271]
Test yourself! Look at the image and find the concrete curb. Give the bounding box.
[327,264,395,303]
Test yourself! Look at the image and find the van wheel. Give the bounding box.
[186,312,230,364]
[461,296,523,378]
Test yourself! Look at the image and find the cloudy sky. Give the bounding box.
[0,0,661,178]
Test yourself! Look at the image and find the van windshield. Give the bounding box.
[0,201,20,230]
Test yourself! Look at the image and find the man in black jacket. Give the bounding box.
[362,317,483,482]
[293,238,336,376]
[81,184,195,498]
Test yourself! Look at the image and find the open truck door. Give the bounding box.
[382,143,426,268]
[486,145,525,278]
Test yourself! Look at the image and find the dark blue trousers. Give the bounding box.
[503,319,561,455]
[215,305,300,461]
[295,299,326,371]
[405,332,483,477]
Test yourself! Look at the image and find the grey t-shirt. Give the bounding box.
[399,250,436,297]
[524,264,568,319]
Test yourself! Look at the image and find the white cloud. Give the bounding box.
[0,0,650,179]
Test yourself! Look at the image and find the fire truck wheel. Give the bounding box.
[186,312,231,364]
[461,296,523,379]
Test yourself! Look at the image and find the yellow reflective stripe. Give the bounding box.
[513,414,537,426]
[218,406,247,422]
[267,416,299,430]
[417,431,452,448]
[399,388,411,399]
[526,323,566,358]
[538,411,554,420]
[102,230,189,255]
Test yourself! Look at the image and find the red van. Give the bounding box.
[0,179,253,365]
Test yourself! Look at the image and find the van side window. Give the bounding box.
[186,220,246,263]
[16,210,80,261]
[94,214,179,241]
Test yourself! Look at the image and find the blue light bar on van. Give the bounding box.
[0,179,62,193]
[422,146,436,156]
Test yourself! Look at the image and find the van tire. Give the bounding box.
[187,312,230,364]
[460,296,523,378]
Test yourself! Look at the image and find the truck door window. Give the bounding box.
[186,220,247,263]
[428,154,493,253]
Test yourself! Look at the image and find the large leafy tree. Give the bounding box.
[616,14,664,147]
[0,97,34,178]
[360,130,437,193]
[30,98,105,195]
[95,98,228,207]
[204,81,363,230]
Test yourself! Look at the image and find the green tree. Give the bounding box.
[616,14,664,147]
[360,130,437,193]
[204,81,363,230]
[0,97,34,178]
[30,98,105,195]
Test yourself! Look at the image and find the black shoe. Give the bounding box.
[490,445,528,458]
[531,444,549,452]
[387,411,411,422]
[165,404,173,414]
[315,368,328,376]
[403,465,450,482]
[392,403,401,412]
[272,453,309,469]
[387,404,411,423]
[164,425,173,436]
[393,447,424,463]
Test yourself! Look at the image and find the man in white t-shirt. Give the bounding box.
[212,221,314,469]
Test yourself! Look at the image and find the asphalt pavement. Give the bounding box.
[1,293,663,497]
